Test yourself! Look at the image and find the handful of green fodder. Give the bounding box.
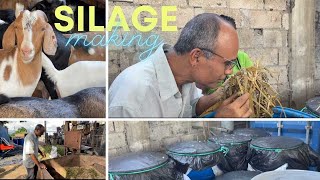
[202,63,282,118]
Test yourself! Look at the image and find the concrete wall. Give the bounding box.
[108,121,247,156]
[108,121,204,156]
[289,0,316,109]
[315,0,320,96]
[108,0,292,105]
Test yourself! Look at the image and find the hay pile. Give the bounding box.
[201,63,282,118]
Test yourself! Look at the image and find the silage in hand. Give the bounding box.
[201,63,282,118]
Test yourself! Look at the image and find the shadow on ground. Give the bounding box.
[0,164,21,178]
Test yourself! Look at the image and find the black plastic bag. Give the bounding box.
[248,136,320,172]
[166,141,228,174]
[108,152,183,180]
[209,134,252,172]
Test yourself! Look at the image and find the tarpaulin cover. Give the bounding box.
[166,141,228,173]
[251,170,320,180]
[209,134,252,172]
[248,136,320,172]
[187,167,215,180]
[233,128,271,139]
[0,126,10,142]
[215,170,261,180]
[108,152,183,180]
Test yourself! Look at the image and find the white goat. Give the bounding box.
[41,54,106,98]
[0,4,57,104]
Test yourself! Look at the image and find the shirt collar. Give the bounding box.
[151,44,180,100]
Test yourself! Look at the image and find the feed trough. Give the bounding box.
[37,154,105,179]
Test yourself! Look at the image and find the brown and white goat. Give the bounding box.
[0,7,57,104]
[0,0,43,10]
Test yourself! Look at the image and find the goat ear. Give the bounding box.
[3,23,16,50]
[43,23,57,55]
[35,10,48,22]
[15,3,24,18]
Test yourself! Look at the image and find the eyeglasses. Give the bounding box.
[198,47,238,70]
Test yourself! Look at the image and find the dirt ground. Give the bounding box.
[0,145,52,179]
[0,164,26,179]
[0,146,26,179]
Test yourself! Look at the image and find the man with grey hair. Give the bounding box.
[109,13,252,118]
[23,124,46,179]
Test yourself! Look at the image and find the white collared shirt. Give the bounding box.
[23,132,39,168]
[109,44,200,118]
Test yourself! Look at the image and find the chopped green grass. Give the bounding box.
[39,145,65,159]
[66,167,102,179]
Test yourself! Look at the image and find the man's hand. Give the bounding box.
[38,163,47,169]
[215,93,253,118]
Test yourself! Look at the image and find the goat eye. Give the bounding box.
[42,27,46,31]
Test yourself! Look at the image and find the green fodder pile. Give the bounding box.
[66,167,104,179]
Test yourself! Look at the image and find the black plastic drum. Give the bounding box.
[233,128,271,139]
[306,96,320,117]
[209,134,252,172]
[109,152,181,180]
[251,170,320,180]
[249,136,320,172]
[166,141,226,172]
[216,171,261,180]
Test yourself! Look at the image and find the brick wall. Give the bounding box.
[108,121,205,156]
[108,0,292,104]
[315,1,320,96]
[108,121,248,156]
